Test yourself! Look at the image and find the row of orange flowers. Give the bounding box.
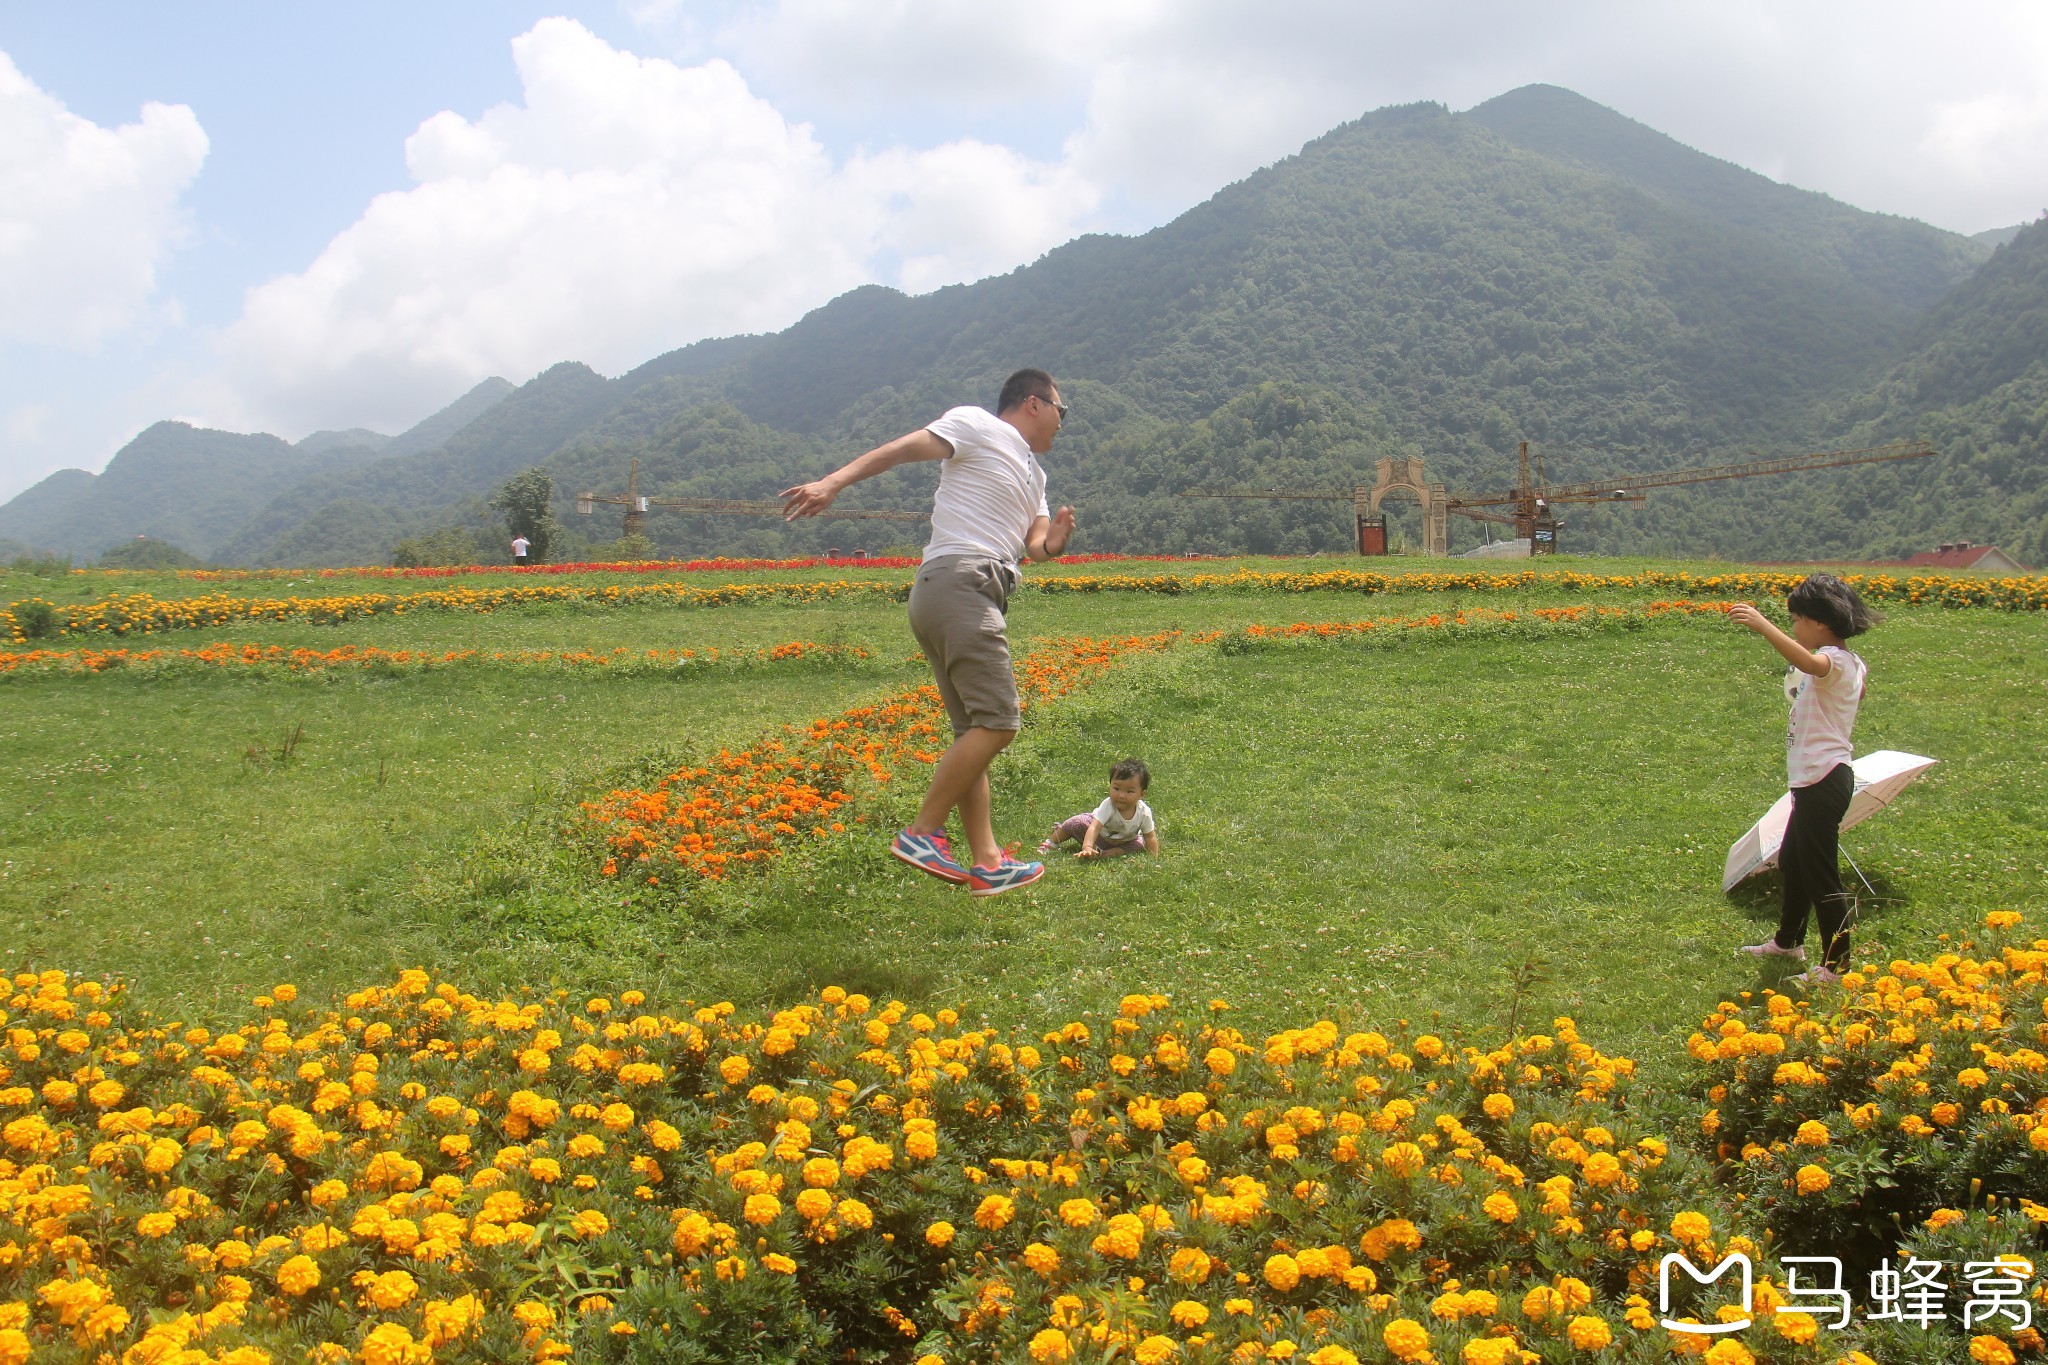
[582,631,1189,880]
[0,639,872,679]
[8,567,2044,643]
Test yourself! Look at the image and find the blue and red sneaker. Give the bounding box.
[966,855,1045,898]
[891,827,970,884]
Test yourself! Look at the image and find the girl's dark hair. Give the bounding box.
[1110,757,1150,790]
[1786,573,1880,639]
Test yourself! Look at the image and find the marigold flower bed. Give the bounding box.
[8,570,2044,643]
[6,916,2040,1363]
[0,639,872,680]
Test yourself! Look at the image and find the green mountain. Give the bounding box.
[4,86,2036,567]
[0,379,516,562]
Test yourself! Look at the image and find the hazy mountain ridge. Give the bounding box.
[3,85,2036,566]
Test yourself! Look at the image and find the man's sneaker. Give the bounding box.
[966,856,1045,898]
[1790,965,1842,989]
[891,828,969,884]
[1737,939,1805,961]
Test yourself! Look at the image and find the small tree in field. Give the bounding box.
[491,468,563,563]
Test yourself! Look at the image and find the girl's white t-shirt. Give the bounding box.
[1091,798,1156,843]
[1786,645,1866,788]
[922,406,1049,563]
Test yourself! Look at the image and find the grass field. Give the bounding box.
[3,555,2043,1085]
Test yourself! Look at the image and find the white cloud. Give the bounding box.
[213,18,1099,435]
[717,0,2048,235]
[0,50,207,346]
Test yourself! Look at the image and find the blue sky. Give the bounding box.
[2,1,2042,505]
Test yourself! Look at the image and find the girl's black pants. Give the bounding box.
[1776,762,1855,968]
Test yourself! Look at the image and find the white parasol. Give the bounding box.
[1722,750,1938,893]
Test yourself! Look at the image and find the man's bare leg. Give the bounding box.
[910,726,1016,867]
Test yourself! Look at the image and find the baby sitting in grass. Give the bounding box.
[1039,757,1160,859]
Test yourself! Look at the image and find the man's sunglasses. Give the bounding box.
[1036,395,1068,420]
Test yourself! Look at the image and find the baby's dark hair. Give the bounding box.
[1110,757,1150,790]
[1786,573,1880,639]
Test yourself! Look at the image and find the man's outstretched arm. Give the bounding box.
[781,430,951,520]
[1023,507,1076,561]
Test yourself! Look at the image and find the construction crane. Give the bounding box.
[1184,442,1934,556]
[576,460,927,538]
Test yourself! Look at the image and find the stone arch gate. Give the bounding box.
[1354,456,1449,557]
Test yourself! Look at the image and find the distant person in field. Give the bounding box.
[781,368,1076,897]
[1728,574,1877,986]
[510,534,530,566]
[1040,757,1160,859]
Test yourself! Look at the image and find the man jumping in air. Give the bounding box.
[781,369,1076,897]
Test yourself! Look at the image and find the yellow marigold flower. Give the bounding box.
[1482,1093,1514,1120]
[1670,1210,1711,1243]
[366,1270,418,1310]
[1381,1142,1425,1176]
[1307,1349,1359,1365]
[975,1194,1015,1230]
[836,1198,874,1230]
[1483,1192,1519,1223]
[1970,1336,2017,1365]
[1170,1300,1209,1328]
[275,1254,320,1296]
[1133,1336,1177,1365]
[1170,1247,1212,1283]
[528,1157,562,1183]
[1265,1254,1301,1292]
[1582,1152,1622,1186]
[1462,1340,1518,1365]
[1701,1341,1754,1365]
[571,1208,610,1238]
[1566,1314,1612,1349]
[1023,1242,1060,1276]
[743,1193,781,1225]
[1029,1329,1073,1362]
[1058,1198,1099,1228]
[926,1221,955,1248]
[1795,1164,1831,1195]
[763,1253,797,1274]
[136,1211,177,1238]
[719,1055,750,1085]
[360,1322,423,1365]
[1381,1318,1431,1362]
[795,1188,833,1220]
[1205,1047,1236,1075]
[1794,1120,1830,1146]
[647,1119,682,1151]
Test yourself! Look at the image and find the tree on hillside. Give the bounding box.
[491,468,563,563]
[96,536,207,570]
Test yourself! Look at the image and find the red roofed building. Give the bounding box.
[1901,542,2031,572]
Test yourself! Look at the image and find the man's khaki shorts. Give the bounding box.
[907,555,1020,735]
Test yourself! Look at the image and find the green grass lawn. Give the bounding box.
[3,571,2042,1102]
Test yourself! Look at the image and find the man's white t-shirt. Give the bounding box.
[1091,798,1156,843]
[1786,645,1866,788]
[511,537,530,556]
[922,406,1049,563]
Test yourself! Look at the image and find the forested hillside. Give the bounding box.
[5,86,2037,567]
